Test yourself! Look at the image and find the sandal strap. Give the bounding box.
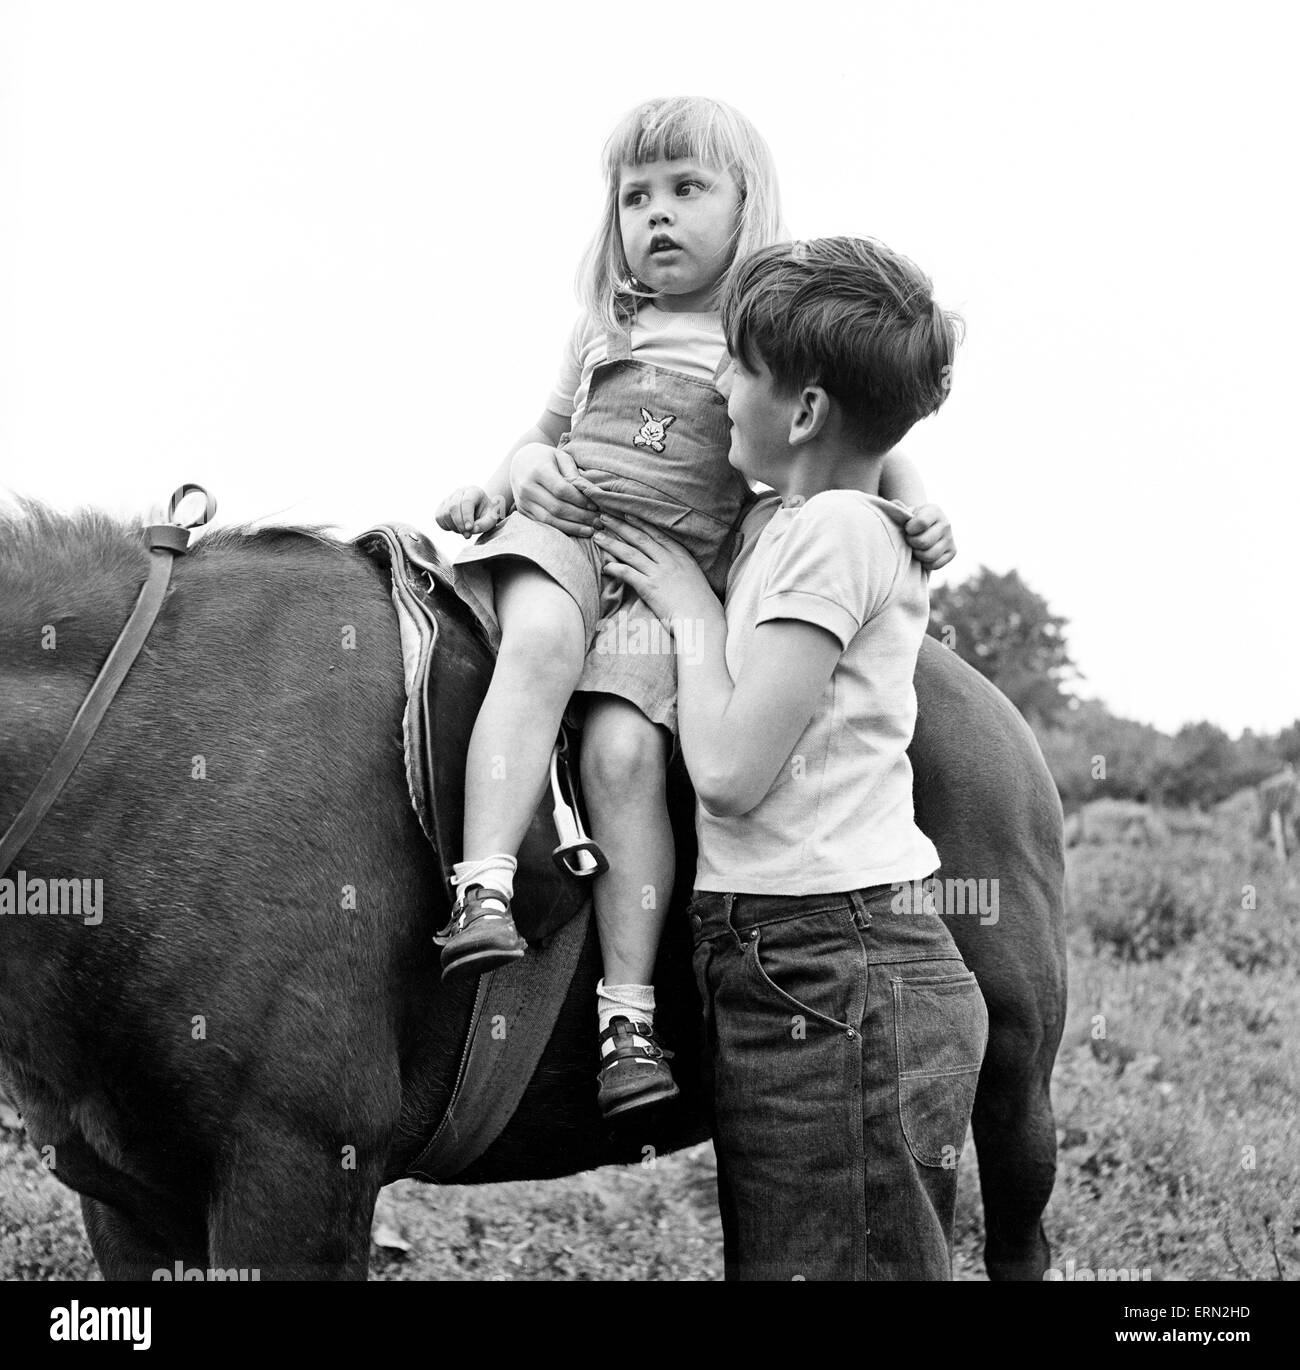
[434,886,513,942]
[598,1017,674,1064]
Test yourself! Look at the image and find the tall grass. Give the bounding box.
[1049,831,1299,1280]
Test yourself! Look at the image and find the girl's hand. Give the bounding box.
[882,500,956,571]
[510,443,601,538]
[592,514,721,624]
[436,485,507,537]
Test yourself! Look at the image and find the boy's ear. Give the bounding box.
[788,384,832,446]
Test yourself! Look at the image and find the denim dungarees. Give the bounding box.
[563,322,746,593]
[457,318,751,732]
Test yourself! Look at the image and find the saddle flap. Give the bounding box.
[355,523,586,944]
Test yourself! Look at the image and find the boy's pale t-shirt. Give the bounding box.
[693,490,941,895]
[546,306,726,423]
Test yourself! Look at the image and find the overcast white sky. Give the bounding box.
[1,0,1296,736]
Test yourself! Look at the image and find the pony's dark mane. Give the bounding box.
[0,501,361,655]
[0,498,353,583]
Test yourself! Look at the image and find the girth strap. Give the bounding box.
[407,901,590,1181]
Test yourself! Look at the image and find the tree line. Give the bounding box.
[928,567,1297,811]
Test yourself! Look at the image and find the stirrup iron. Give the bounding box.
[549,729,608,879]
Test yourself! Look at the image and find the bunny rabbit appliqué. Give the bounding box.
[632,407,677,453]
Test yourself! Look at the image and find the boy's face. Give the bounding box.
[724,355,797,485]
[617,159,741,311]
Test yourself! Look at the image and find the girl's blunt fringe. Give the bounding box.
[577,97,786,334]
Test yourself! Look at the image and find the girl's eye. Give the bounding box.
[623,190,649,208]
[676,180,705,197]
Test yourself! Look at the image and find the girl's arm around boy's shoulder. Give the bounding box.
[878,450,957,571]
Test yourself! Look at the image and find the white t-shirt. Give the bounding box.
[547,306,727,425]
[693,491,941,895]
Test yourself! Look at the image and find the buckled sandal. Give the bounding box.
[596,1016,679,1119]
[437,886,527,981]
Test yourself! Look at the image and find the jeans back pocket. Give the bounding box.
[890,966,989,1167]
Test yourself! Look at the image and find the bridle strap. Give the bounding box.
[0,489,214,879]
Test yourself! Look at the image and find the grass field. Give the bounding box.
[3,822,1296,1281]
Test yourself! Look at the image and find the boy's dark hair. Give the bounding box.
[722,236,963,456]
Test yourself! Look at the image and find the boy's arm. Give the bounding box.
[676,617,843,817]
[592,502,872,817]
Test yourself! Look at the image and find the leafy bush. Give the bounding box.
[1209,891,1300,974]
[1068,831,1299,967]
[1069,843,1207,960]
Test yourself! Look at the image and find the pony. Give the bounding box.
[0,505,1066,1279]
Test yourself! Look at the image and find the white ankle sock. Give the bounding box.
[597,979,656,1036]
[453,854,518,903]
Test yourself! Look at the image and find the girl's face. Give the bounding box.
[617,158,741,312]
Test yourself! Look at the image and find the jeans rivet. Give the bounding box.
[846,1028,856,1039]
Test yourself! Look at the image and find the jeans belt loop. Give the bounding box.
[850,888,873,931]
[722,892,743,947]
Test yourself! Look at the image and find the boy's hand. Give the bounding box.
[881,500,956,571]
[435,485,506,537]
[592,513,721,626]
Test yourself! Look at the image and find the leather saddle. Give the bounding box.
[355,523,588,943]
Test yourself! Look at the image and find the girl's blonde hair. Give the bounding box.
[577,96,786,333]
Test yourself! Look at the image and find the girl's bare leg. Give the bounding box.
[580,696,675,984]
[580,695,679,1116]
[462,561,587,859]
[443,561,588,978]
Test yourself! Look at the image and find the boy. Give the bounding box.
[591,236,987,1279]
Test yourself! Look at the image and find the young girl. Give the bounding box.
[436,97,951,1120]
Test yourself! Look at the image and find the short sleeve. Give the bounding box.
[754,497,906,650]
[546,315,592,418]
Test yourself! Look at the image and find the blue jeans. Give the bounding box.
[689,884,989,1281]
